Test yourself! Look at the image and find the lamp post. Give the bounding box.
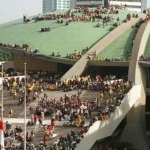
[0,62,5,120]
[24,63,27,150]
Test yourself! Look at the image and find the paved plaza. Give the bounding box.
[1,88,100,149]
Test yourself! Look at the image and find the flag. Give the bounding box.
[0,120,5,150]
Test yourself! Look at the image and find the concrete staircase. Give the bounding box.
[62,13,146,79]
[75,85,141,150]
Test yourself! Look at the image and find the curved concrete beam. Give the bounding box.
[122,22,150,150]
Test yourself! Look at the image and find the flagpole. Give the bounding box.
[24,63,27,150]
[0,62,5,150]
[1,62,4,120]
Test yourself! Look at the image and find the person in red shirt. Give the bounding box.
[47,125,51,131]
[33,114,38,125]
[43,135,48,145]
[50,118,55,131]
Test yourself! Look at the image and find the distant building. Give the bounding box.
[75,0,106,7]
[43,0,52,13]
[70,0,76,9]
[141,0,150,12]
[43,0,75,13]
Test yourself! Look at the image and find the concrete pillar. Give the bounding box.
[141,0,150,12]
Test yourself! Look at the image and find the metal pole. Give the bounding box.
[1,63,3,120]
[24,63,26,150]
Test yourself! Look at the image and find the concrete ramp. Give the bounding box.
[75,85,141,150]
[62,13,146,79]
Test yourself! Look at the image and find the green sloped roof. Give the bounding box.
[0,9,137,58]
[97,27,137,60]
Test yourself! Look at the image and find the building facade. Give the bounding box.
[43,0,75,13]
[141,0,150,11]
[75,0,105,7]
[43,0,53,13]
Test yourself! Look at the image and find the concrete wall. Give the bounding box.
[76,85,141,150]
[110,1,141,7]
[13,54,57,71]
[3,61,14,70]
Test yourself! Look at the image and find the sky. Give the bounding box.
[0,0,43,24]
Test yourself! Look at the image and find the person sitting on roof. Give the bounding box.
[124,4,127,9]
[77,52,82,58]
[66,21,69,25]
[41,28,45,32]
[51,52,55,57]
[139,54,146,61]
[60,20,63,24]
[56,52,61,57]
[74,50,77,58]
[127,13,131,21]
[132,13,135,18]
[135,13,138,18]
[33,49,39,54]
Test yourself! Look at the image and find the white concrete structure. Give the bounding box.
[43,0,73,13]
[110,1,141,7]
[76,0,105,7]
[0,0,42,24]
[110,1,141,12]
[76,85,141,150]
[126,22,150,150]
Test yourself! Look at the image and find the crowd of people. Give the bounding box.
[0,3,141,149]
[27,5,120,23]
[1,68,129,95]
[87,50,131,62]
[1,68,132,149]
[4,120,36,150]
[24,74,131,149]
[41,28,50,32]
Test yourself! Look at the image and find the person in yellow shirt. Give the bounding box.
[13,91,17,100]
[99,91,104,103]
[8,109,13,118]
